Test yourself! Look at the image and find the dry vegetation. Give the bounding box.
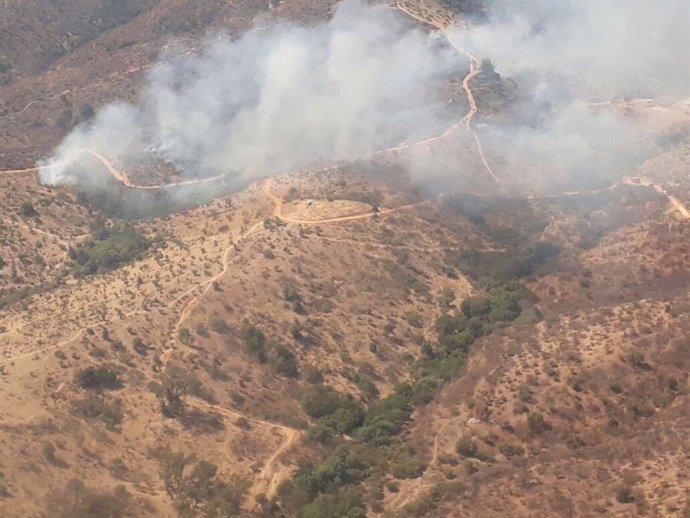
[0,162,495,516]
[1,0,690,517]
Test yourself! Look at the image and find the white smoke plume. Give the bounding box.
[39,0,688,195]
[39,0,460,187]
[440,0,690,189]
[467,0,689,101]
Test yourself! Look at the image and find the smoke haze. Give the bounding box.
[431,0,690,190]
[39,0,689,193]
[471,0,689,101]
[39,1,460,187]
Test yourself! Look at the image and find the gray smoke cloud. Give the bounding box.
[38,0,460,187]
[437,0,690,190]
[471,0,689,101]
[39,0,688,195]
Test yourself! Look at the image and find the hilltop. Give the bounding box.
[1,0,689,517]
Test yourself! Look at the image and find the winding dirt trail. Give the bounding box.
[385,419,450,511]
[87,151,227,190]
[154,179,428,498]
[147,208,303,501]
[154,177,424,502]
[0,166,39,175]
[430,421,449,466]
[668,195,690,219]
[394,2,501,186]
[625,177,690,219]
[263,178,420,224]
[165,218,265,349]
[188,397,302,500]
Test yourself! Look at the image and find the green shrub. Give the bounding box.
[76,366,121,391]
[301,487,366,518]
[271,346,299,378]
[404,311,424,328]
[42,443,58,464]
[527,412,549,434]
[356,377,380,400]
[132,337,148,356]
[300,385,365,437]
[401,481,463,517]
[303,365,324,384]
[389,453,426,479]
[632,403,654,418]
[178,328,193,344]
[616,485,634,504]
[308,424,336,443]
[150,367,205,417]
[210,318,231,334]
[357,388,412,446]
[47,478,131,518]
[456,436,482,459]
[158,448,249,514]
[290,446,370,501]
[460,296,491,318]
[499,443,524,458]
[301,385,350,419]
[70,225,150,276]
[20,202,38,217]
[628,351,650,370]
[241,324,267,362]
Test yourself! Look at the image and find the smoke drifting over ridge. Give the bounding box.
[39,0,688,194]
[39,1,460,187]
[440,0,690,188]
[467,0,689,101]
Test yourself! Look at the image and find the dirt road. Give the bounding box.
[263,178,420,224]
[0,167,39,175]
[394,2,501,186]
[87,150,227,190]
[189,397,302,501]
[624,177,690,219]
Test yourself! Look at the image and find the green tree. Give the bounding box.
[159,449,248,515]
[153,367,202,417]
[241,324,267,362]
[301,487,366,518]
[187,460,217,507]
[76,366,122,392]
[461,296,491,318]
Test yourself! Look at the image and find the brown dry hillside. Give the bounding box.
[2,0,690,517]
[0,161,495,516]
[0,0,278,168]
[387,216,690,517]
[1,153,688,516]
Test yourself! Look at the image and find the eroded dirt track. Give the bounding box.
[394,1,501,186]
[263,178,421,224]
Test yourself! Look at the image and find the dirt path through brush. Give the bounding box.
[394,2,500,186]
[262,178,421,224]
